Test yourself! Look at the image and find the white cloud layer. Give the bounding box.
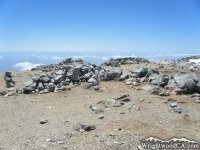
[13,62,43,70]
[72,55,93,59]
[101,54,135,61]
[52,56,65,60]
[149,53,200,57]
[0,56,3,58]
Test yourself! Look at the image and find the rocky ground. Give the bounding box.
[0,60,200,150]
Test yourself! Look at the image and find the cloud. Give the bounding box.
[112,54,135,59]
[72,55,91,59]
[149,53,200,57]
[0,56,3,58]
[102,56,109,60]
[101,54,135,61]
[52,56,65,60]
[13,62,43,70]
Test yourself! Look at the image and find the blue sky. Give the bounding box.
[0,0,200,71]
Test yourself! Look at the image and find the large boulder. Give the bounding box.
[174,73,199,92]
[131,67,148,78]
[104,68,122,81]
[67,67,81,81]
[23,81,37,93]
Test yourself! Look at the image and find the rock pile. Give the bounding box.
[124,67,200,94]
[23,58,148,94]
[101,57,150,67]
[4,71,15,88]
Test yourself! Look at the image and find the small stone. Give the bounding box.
[170,103,177,108]
[195,100,200,103]
[99,115,104,119]
[46,138,51,142]
[40,118,48,124]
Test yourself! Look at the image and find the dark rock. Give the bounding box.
[132,67,148,78]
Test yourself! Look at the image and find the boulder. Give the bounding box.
[67,67,81,81]
[174,73,199,92]
[104,68,122,81]
[131,67,148,78]
[23,81,37,93]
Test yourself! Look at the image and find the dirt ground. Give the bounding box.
[0,63,200,150]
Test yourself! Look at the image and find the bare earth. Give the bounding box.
[0,64,200,150]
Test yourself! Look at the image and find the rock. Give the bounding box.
[149,86,160,94]
[194,85,200,93]
[37,83,44,91]
[54,75,64,84]
[170,103,178,108]
[93,86,100,90]
[60,86,66,91]
[195,100,200,103]
[7,91,15,96]
[115,94,129,100]
[23,81,37,93]
[145,69,159,78]
[83,83,93,89]
[131,67,148,78]
[124,102,133,109]
[98,115,104,119]
[48,83,55,92]
[67,67,81,81]
[174,73,199,92]
[40,118,48,124]
[119,70,130,81]
[104,68,122,81]
[75,123,96,131]
[88,77,98,85]
[101,98,116,107]
[4,71,15,88]
[0,91,7,96]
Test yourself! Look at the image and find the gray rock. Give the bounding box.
[145,69,159,78]
[37,83,44,91]
[32,77,39,82]
[149,86,160,94]
[0,91,7,96]
[104,68,122,81]
[48,83,55,92]
[125,102,133,109]
[7,91,15,96]
[88,77,98,85]
[131,67,148,78]
[75,123,96,131]
[101,98,116,107]
[40,118,48,124]
[119,70,130,81]
[6,81,15,88]
[23,81,37,93]
[83,83,93,89]
[60,86,66,91]
[56,70,65,75]
[174,73,199,92]
[93,86,100,90]
[170,103,178,108]
[54,75,64,83]
[195,100,200,103]
[67,67,81,81]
